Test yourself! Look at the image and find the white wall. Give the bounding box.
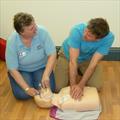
[0,0,120,46]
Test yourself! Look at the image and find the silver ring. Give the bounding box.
[39,83,41,87]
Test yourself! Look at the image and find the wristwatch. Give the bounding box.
[25,87,30,92]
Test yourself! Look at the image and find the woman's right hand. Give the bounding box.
[26,88,39,97]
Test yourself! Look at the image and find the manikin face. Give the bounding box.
[83,28,98,41]
[20,21,37,38]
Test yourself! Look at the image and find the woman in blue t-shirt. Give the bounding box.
[6,12,56,100]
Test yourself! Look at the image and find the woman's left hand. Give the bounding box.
[41,76,50,88]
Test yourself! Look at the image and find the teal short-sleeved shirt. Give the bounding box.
[6,26,56,72]
[62,23,114,63]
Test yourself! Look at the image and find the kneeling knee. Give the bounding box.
[13,91,32,100]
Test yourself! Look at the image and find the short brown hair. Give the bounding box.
[13,12,34,33]
[87,18,109,39]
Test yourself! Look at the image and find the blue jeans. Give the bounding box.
[8,67,56,100]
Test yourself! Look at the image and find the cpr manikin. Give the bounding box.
[34,86,101,112]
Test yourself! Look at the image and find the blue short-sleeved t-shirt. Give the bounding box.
[6,26,56,72]
[62,23,114,63]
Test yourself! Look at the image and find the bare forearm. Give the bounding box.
[9,70,29,90]
[69,61,78,85]
[43,54,56,78]
[79,53,103,87]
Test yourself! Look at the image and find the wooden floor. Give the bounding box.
[0,60,120,120]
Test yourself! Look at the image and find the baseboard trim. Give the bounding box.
[102,47,120,61]
[56,46,120,61]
